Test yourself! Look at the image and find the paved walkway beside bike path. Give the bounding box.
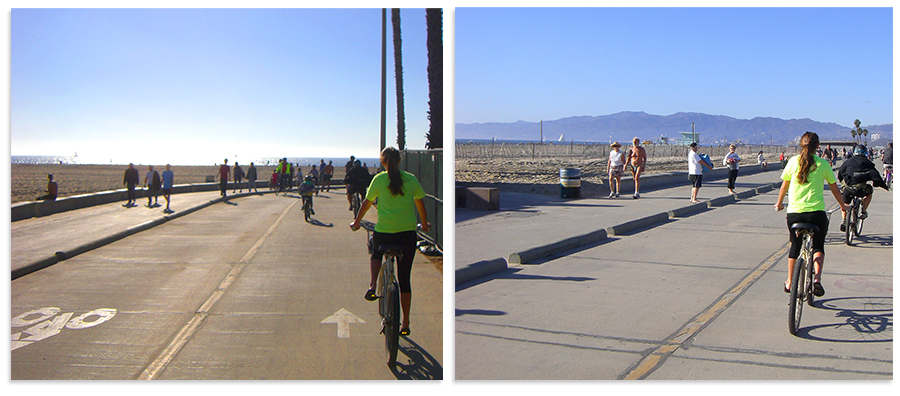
[10,188,296,279]
[456,167,797,285]
[456,174,892,380]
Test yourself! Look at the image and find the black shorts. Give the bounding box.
[370,230,417,293]
[347,185,367,196]
[786,211,829,259]
[690,174,702,188]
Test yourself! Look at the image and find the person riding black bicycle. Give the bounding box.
[343,160,371,211]
[837,144,888,232]
[775,132,847,297]
[298,174,317,215]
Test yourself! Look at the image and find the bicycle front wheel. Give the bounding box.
[383,281,401,367]
[788,254,806,335]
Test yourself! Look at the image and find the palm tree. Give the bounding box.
[852,119,862,143]
[391,8,406,150]
[425,8,442,149]
[862,128,869,145]
[851,128,858,143]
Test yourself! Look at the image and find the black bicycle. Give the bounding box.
[843,193,864,246]
[351,190,364,219]
[788,222,818,335]
[352,221,402,367]
[302,196,312,222]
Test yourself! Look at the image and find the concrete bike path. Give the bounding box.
[456,168,792,285]
[11,189,270,279]
[456,182,892,380]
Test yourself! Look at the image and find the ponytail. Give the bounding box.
[796,131,819,184]
[381,147,404,196]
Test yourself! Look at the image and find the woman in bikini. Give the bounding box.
[628,137,647,199]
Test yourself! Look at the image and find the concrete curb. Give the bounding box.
[606,212,670,236]
[455,180,786,285]
[455,258,509,286]
[668,202,710,218]
[508,228,608,265]
[12,194,258,280]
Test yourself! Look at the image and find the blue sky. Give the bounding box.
[10,7,434,165]
[455,7,893,129]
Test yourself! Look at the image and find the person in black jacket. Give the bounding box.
[123,163,140,207]
[837,144,888,229]
[343,160,371,210]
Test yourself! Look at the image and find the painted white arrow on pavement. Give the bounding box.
[321,308,366,339]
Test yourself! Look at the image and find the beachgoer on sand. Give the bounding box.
[37,173,58,201]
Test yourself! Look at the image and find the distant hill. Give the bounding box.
[456,111,893,146]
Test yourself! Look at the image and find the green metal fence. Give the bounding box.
[401,149,443,252]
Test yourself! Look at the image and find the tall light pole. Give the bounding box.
[380,8,387,153]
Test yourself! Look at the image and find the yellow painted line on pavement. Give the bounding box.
[138,200,297,380]
[622,243,790,380]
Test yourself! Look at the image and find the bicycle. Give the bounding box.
[788,222,818,335]
[351,190,363,219]
[302,196,312,222]
[351,221,402,367]
[843,191,865,246]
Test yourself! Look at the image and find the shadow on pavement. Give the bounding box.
[457,267,597,291]
[391,336,443,380]
[796,296,893,343]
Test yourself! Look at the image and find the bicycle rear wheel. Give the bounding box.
[303,200,311,222]
[844,201,855,245]
[352,194,360,219]
[805,237,816,307]
[788,253,806,335]
[853,200,864,237]
[383,281,401,366]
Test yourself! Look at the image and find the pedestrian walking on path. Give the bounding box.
[607,142,625,198]
[233,162,244,193]
[144,165,161,207]
[628,137,647,199]
[723,144,741,194]
[246,162,258,193]
[161,164,174,213]
[217,159,230,197]
[123,163,139,207]
[688,142,713,203]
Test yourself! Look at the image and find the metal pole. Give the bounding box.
[380,9,387,153]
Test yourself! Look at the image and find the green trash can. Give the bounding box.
[560,168,581,198]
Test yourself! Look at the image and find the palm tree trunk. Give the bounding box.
[426,8,443,149]
[391,8,406,150]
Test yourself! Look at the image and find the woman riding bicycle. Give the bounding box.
[350,147,429,336]
[775,132,847,297]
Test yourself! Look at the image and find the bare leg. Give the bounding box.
[369,258,381,290]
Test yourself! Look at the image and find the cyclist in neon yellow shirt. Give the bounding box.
[351,147,430,336]
[775,132,847,297]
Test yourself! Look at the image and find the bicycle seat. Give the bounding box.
[378,244,408,254]
[790,223,819,233]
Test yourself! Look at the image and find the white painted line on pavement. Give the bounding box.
[138,200,298,380]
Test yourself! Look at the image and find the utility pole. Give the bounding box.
[380,9,387,153]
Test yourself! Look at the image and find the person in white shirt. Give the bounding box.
[723,144,741,194]
[688,142,713,203]
[607,142,626,198]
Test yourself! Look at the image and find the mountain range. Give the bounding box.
[456,111,893,146]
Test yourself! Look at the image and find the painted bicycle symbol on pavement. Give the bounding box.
[11,307,117,351]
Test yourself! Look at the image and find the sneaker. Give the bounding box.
[633,193,640,199]
[860,211,868,220]
[840,223,846,232]
[615,193,620,198]
[813,282,825,297]
[364,289,378,301]
[608,192,615,199]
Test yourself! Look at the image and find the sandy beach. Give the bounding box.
[456,144,791,197]
[10,163,365,204]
